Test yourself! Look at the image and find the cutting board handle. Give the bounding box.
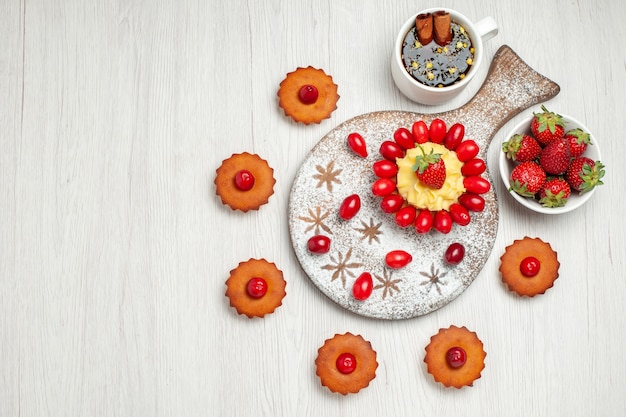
[430,45,561,151]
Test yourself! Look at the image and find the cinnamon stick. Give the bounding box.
[433,11,452,46]
[415,13,433,45]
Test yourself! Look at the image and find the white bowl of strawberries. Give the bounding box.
[499,106,605,214]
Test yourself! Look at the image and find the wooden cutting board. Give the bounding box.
[288,45,560,320]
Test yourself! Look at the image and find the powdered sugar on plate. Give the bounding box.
[288,46,560,320]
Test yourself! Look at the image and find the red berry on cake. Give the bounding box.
[412,145,446,189]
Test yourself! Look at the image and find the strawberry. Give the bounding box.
[502,134,542,162]
[538,177,571,208]
[531,105,566,146]
[509,161,546,197]
[564,128,591,158]
[565,157,605,193]
[412,145,446,189]
[539,138,571,175]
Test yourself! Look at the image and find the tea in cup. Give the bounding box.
[391,8,498,105]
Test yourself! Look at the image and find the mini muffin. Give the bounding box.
[277,66,339,125]
[315,333,378,395]
[225,259,286,318]
[215,152,275,212]
[424,325,486,388]
[499,236,560,296]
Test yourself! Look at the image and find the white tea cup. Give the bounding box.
[391,8,498,105]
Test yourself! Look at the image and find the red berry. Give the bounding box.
[531,105,565,146]
[434,210,452,234]
[412,145,446,189]
[372,178,396,197]
[461,158,486,176]
[444,242,465,265]
[246,277,268,298]
[339,194,361,220]
[449,203,470,226]
[429,118,447,143]
[444,123,465,150]
[520,256,540,277]
[298,84,318,104]
[307,235,331,255]
[352,272,373,301]
[463,176,491,194]
[385,250,412,269]
[379,140,405,161]
[412,120,429,144]
[234,169,255,191]
[458,193,485,212]
[336,352,357,374]
[509,161,546,197]
[393,127,416,149]
[565,157,605,193]
[502,134,542,162]
[446,346,467,368]
[347,132,368,158]
[395,206,417,227]
[373,160,398,178]
[565,128,591,158]
[538,177,571,208]
[415,210,433,234]
[455,139,480,162]
[380,194,404,213]
[539,138,571,175]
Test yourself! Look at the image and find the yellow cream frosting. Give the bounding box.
[396,143,466,211]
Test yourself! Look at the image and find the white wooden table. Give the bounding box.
[2,0,625,416]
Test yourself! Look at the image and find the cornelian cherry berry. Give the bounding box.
[339,194,361,220]
[520,256,541,277]
[246,277,267,298]
[352,272,373,301]
[298,84,319,104]
[444,242,465,265]
[234,169,255,191]
[336,352,357,374]
[307,235,331,255]
[446,346,467,369]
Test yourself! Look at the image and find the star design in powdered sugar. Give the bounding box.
[298,206,333,235]
[313,160,342,192]
[354,218,383,244]
[419,263,448,295]
[320,247,362,288]
[373,269,401,299]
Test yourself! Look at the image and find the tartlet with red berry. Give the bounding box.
[315,332,378,395]
[499,236,559,296]
[277,66,339,125]
[371,118,491,234]
[225,258,286,318]
[424,325,486,388]
[215,152,276,212]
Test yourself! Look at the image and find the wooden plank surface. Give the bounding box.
[1,0,625,415]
